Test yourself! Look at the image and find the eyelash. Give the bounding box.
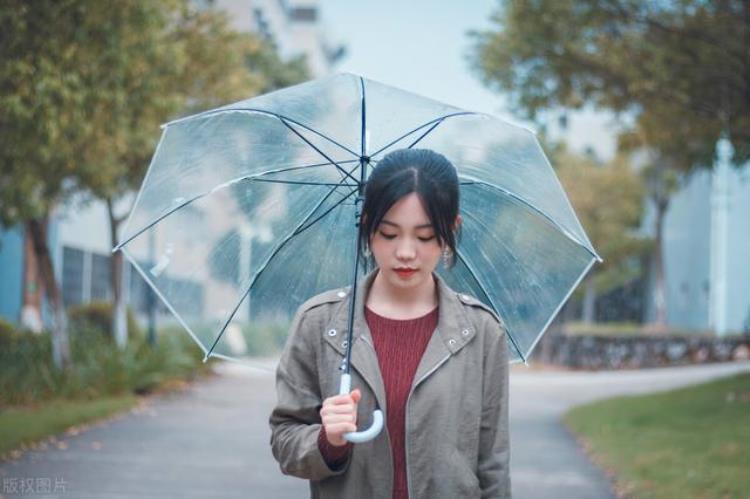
[379,232,435,242]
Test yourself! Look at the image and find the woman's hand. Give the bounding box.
[320,389,362,446]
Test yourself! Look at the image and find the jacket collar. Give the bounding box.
[322,268,478,411]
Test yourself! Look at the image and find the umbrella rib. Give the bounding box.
[119,248,209,356]
[360,76,367,157]
[406,119,444,149]
[251,178,359,187]
[294,187,358,236]
[460,180,601,261]
[454,248,526,363]
[279,118,361,185]
[113,159,359,252]
[524,256,598,366]
[370,111,477,157]
[204,163,361,360]
[165,107,360,158]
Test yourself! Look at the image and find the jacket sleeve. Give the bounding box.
[269,307,351,480]
[477,317,512,498]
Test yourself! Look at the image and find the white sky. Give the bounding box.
[318,0,619,160]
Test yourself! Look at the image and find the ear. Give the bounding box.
[453,214,463,232]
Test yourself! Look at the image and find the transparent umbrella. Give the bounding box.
[115,73,600,440]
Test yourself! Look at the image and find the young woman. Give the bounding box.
[270,149,511,498]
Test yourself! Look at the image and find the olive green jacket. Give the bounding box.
[269,270,511,498]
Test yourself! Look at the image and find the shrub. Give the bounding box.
[0,318,210,406]
[0,318,18,342]
[68,301,143,341]
[0,322,58,406]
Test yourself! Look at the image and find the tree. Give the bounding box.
[0,0,311,367]
[0,0,99,369]
[469,0,750,326]
[53,1,308,350]
[82,4,310,347]
[67,1,188,349]
[552,146,648,323]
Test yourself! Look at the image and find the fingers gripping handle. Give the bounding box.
[338,373,384,443]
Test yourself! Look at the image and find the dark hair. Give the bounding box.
[359,148,461,268]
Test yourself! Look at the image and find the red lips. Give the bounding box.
[394,268,417,278]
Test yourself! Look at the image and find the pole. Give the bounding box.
[147,229,157,346]
[709,135,732,336]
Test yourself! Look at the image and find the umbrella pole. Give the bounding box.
[336,118,384,442]
[340,194,364,377]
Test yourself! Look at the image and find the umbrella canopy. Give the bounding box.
[116,73,600,365]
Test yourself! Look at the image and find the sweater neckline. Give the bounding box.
[364,305,438,323]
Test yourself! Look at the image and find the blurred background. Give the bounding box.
[3,0,749,350]
[1,1,748,498]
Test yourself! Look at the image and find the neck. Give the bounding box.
[367,269,438,314]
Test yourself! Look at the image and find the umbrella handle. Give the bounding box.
[338,373,384,443]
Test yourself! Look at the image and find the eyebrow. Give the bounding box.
[380,219,434,229]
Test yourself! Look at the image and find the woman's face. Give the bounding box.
[368,192,444,291]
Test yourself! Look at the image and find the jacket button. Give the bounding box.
[461,329,470,336]
[337,291,347,298]
[341,341,348,348]
[327,329,337,337]
[448,339,457,346]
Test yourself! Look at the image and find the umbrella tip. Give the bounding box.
[202,354,210,364]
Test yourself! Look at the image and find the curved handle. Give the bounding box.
[338,373,384,443]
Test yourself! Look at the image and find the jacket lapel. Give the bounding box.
[323,269,477,409]
[411,275,469,387]
[324,270,388,412]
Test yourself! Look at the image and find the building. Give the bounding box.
[645,139,750,334]
[205,0,344,77]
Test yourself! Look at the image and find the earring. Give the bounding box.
[442,248,452,267]
[362,245,371,258]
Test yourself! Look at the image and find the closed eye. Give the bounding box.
[378,231,436,242]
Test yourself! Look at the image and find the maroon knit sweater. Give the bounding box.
[318,306,438,499]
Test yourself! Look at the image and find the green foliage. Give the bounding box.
[0,321,210,407]
[469,1,749,325]
[0,0,310,366]
[0,0,311,221]
[241,322,288,356]
[564,373,750,498]
[553,146,650,294]
[67,301,143,340]
[0,396,137,456]
[158,321,289,357]
[470,0,750,169]
[0,318,18,341]
[0,325,56,405]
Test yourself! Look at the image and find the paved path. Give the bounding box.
[1,360,748,499]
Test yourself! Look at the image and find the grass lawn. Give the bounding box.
[0,395,138,457]
[563,373,750,499]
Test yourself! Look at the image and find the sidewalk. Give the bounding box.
[1,360,748,498]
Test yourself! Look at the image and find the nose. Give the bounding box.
[395,238,417,261]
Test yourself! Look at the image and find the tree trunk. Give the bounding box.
[27,217,71,370]
[582,278,597,324]
[651,198,669,329]
[21,225,44,333]
[106,197,127,349]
